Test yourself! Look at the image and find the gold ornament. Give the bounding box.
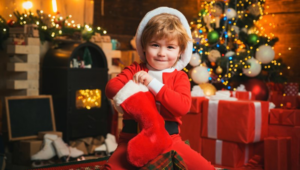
[216,66,223,74]
[208,50,221,62]
[211,5,223,17]
[248,3,262,17]
[199,83,217,96]
[201,62,207,67]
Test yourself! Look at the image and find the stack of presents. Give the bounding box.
[180,82,300,170]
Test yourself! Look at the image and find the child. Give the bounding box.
[104,7,215,170]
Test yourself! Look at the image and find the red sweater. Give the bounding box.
[105,62,191,125]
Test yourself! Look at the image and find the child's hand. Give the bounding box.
[133,71,153,86]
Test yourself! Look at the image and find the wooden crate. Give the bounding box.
[6,80,39,90]
[7,45,40,54]
[7,63,39,72]
[7,72,39,81]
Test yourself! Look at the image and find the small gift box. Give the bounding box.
[201,138,254,168]
[266,82,284,95]
[284,83,299,97]
[231,91,255,100]
[181,99,203,153]
[269,109,300,126]
[264,137,292,170]
[201,99,270,143]
[268,125,300,170]
[268,92,300,109]
[189,97,207,114]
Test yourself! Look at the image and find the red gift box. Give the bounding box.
[284,83,299,97]
[180,111,202,154]
[231,91,255,100]
[201,100,270,143]
[266,82,284,95]
[180,97,207,154]
[264,137,292,170]
[180,97,207,153]
[201,138,254,168]
[189,97,206,114]
[268,92,300,109]
[268,125,300,170]
[269,109,300,126]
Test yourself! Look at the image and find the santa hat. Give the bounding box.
[135,7,192,71]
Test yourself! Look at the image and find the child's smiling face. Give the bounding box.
[144,37,181,70]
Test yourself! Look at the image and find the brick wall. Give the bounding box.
[94,0,200,36]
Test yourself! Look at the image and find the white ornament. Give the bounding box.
[225,8,237,19]
[189,53,201,66]
[232,26,240,35]
[225,51,235,57]
[255,45,275,64]
[191,66,210,84]
[241,27,248,33]
[243,58,262,77]
[208,49,221,62]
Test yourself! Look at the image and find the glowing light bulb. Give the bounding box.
[22,1,33,10]
[52,0,57,13]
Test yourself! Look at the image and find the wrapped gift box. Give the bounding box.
[268,92,300,109]
[180,109,202,153]
[201,138,254,168]
[180,97,208,154]
[268,125,300,170]
[266,82,284,95]
[269,109,300,126]
[264,137,291,170]
[231,91,255,100]
[201,100,270,143]
[284,83,299,97]
[189,97,206,114]
[13,139,43,165]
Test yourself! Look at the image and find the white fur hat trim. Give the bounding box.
[135,7,192,71]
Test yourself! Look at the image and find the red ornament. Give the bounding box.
[6,19,14,26]
[244,79,269,101]
[286,102,292,109]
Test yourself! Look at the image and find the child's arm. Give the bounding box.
[105,62,139,99]
[149,72,191,116]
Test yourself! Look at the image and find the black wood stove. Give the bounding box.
[41,40,111,141]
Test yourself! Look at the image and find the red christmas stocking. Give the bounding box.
[113,80,172,167]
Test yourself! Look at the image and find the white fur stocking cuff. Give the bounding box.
[112,80,148,113]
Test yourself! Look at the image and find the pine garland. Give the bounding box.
[0,10,108,49]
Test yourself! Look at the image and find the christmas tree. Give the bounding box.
[83,47,93,68]
[187,0,288,90]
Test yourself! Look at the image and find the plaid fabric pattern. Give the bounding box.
[140,150,187,170]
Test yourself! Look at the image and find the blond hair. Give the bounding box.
[141,13,191,54]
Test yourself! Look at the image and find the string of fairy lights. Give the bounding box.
[0,2,107,43]
[186,0,291,90]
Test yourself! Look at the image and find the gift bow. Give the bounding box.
[208,90,237,101]
[236,84,246,91]
[191,85,205,97]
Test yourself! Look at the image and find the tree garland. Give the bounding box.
[0,10,108,50]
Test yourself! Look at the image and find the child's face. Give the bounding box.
[144,37,181,70]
